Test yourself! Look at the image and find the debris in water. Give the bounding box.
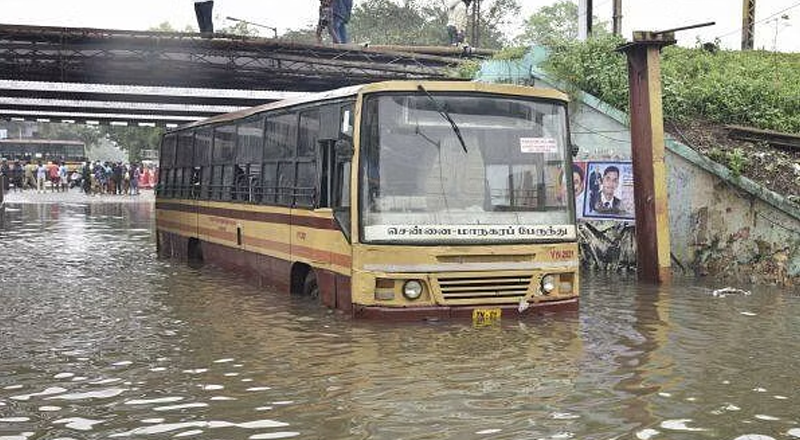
[712,287,752,297]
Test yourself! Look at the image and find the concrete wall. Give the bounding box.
[477,53,800,285]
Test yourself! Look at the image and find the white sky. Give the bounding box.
[2,0,799,52]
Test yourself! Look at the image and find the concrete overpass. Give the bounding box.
[0,24,490,126]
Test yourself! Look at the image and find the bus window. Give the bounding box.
[222,164,234,201]
[213,124,236,164]
[297,109,320,207]
[195,128,213,199]
[200,166,212,200]
[177,131,194,199]
[265,113,297,159]
[298,109,320,158]
[277,162,295,206]
[236,117,264,202]
[212,166,224,200]
[265,112,298,206]
[295,159,315,207]
[247,163,262,203]
[262,163,278,204]
[360,93,572,244]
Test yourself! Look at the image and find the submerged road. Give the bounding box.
[1,190,799,440]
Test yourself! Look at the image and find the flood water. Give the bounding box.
[1,197,799,440]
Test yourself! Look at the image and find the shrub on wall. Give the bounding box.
[543,36,800,133]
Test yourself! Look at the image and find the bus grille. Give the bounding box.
[436,274,532,304]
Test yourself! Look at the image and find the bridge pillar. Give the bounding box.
[617,31,675,284]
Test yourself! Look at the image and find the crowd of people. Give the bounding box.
[191,0,471,47]
[0,159,157,196]
[192,0,356,44]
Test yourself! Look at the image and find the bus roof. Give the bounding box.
[171,80,569,133]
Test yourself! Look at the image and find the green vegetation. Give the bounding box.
[492,46,528,60]
[707,146,751,178]
[454,46,528,78]
[514,0,608,47]
[284,0,519,49]
[2,121,163,163]
[543,35,800,133]
[455,59,482,79]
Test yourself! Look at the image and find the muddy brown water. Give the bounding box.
[0,197,798,440]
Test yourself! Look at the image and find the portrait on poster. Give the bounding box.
[580,161,635,221]
[571,162,587,220]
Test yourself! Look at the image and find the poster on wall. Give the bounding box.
[576,161,635,222]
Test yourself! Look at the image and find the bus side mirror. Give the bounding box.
[571,143,580,157]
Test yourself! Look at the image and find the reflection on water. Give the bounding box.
[0,201,799,440]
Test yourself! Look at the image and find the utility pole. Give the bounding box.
[470,0,481,48]
[768,14,790,51]
[617,31,675,284]
[741,0,755,50]
[616,22,713,284]
[612,0,623,37]
[578,0,593,40]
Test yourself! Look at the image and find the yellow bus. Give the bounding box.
[0,139,87,170]
[156,81,579,320]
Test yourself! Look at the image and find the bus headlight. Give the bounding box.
[402,280,423,300]
[541,275,556,295]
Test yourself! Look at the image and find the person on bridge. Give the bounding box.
[446,0,471,46]
[194,0,214,35]
[316,0,334,44]
[331,0,353,44]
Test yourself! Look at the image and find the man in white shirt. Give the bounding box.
[446,0,471,46]
[36,161,47,193]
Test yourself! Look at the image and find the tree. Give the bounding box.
[473,0,521,49]
[515,0,607,47]
[101,126,164,163]
[348,0,441,46]
[282,26,318,44]
[149,21,195,33]
[283,0,519,49]
[34,123,105,157]
[217,20,261,37]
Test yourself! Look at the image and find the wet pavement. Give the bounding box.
[1,190,799,440]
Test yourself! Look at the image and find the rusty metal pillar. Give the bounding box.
[617,32,675,283]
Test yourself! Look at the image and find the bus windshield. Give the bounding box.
[360,92,574,244]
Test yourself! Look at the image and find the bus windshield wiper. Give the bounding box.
[417,85,468,153]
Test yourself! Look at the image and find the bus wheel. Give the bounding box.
[303,270,319,300]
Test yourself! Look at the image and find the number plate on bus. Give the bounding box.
[472,308,502,326]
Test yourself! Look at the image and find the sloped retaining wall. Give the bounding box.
[478,53,800,286]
